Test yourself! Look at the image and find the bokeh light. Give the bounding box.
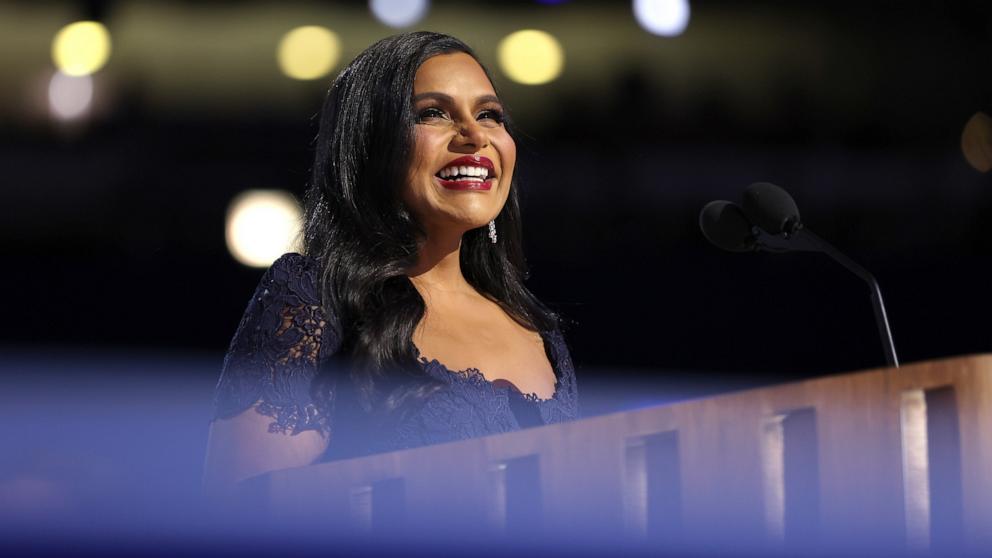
[370,0,429,28]
[48,71,94,121]
[225,190,302,268]
[961,112,992,173]
[633,0,691,37]
[51,21,112,76]
[276,26,341,80]
[497,30,564,85]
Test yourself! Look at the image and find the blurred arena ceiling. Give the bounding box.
[1,0,989,131]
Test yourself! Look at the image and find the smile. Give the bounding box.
[434,155,496,191]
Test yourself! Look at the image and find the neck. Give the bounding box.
[407,230,474,296]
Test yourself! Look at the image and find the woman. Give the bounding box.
[203,32,579,488]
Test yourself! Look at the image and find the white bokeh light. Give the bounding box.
[225,190,302,268]
[48,71,94,120]
[370,0,429,28]
[633,0,691,37]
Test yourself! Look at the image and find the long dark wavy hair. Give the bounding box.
[303,32,559,424]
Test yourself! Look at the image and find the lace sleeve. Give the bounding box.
[213,253,339,435]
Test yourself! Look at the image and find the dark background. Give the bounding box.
[1,1,991,549]
[2,0,992,386]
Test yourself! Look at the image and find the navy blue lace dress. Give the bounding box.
[213,253,579,459]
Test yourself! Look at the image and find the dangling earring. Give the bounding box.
[488,220,497,244]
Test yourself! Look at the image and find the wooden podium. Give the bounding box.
[241,355,992,554]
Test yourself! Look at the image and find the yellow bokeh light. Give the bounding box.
[497,29,564,86]
[52,21,112,76]
[277,26,340,80]
[962,112,992,173]
[225,190,302,268]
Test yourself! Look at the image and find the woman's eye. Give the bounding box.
[417,107,446,121]
[478,110,504,124]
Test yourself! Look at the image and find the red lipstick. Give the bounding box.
[434,155,496,191]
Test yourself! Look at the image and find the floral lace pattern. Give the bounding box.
[213,254,337,435]
[213,253,579,454]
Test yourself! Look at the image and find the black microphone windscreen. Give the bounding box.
[742,182,801,235]
[699,200,754,252]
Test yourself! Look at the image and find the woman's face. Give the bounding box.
[404,52,515,237]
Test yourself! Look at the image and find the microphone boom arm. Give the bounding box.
[754,226,899,368]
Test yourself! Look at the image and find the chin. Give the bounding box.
[454,214,495,232]
[443,201,500,227]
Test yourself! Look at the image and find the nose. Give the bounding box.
[453,119,489,151]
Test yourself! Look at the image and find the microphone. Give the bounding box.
[742,182,801,237]
[699,200,755,253]
[699,183,899,368]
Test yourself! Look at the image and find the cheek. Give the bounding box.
[496,134,517,180]
[409,130,431,178]
[407,131,443,192]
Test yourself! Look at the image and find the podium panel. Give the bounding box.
[240,355,992,554]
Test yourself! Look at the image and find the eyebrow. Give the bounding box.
[412,92,502,106]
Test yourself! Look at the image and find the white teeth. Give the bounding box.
[437,165,491,180]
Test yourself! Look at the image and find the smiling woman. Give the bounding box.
[203,32,579,489]
[403,52,515,245]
